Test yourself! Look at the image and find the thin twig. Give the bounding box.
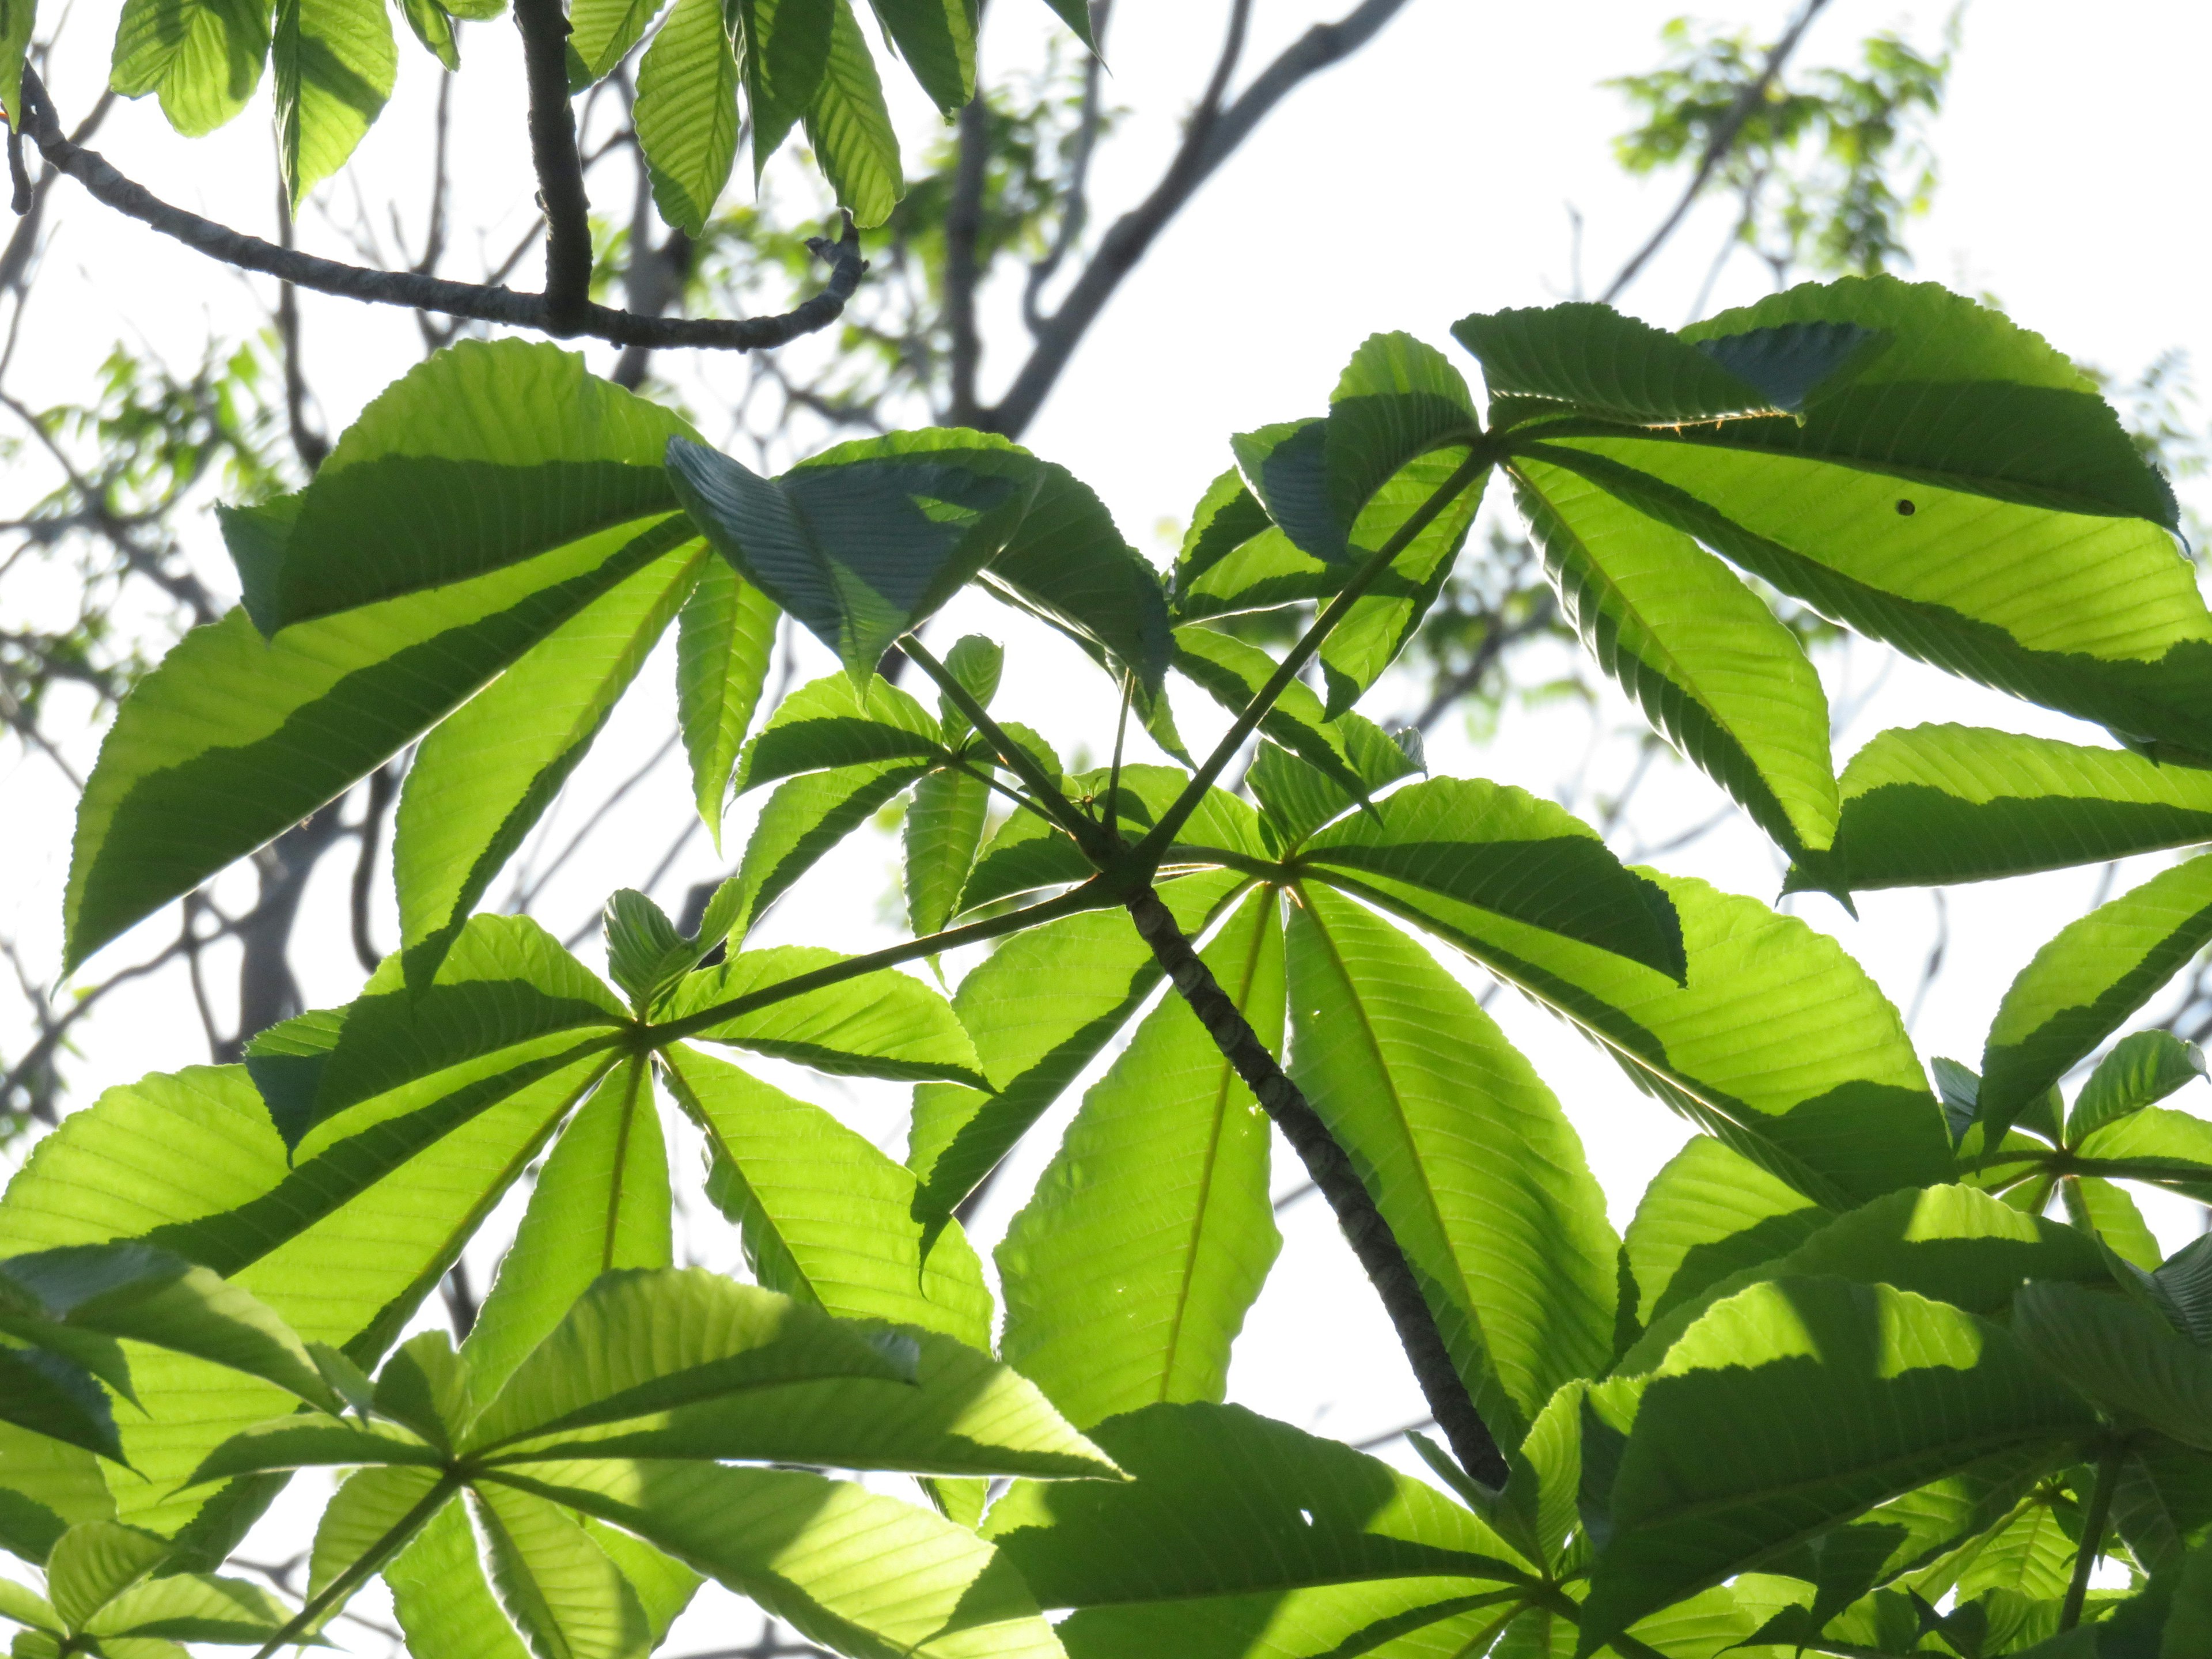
[350,763,399,972]
[942,92,991,426]
[1022,0,1113,335]
[15,69,867,353]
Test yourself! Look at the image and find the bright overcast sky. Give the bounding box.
[5,3,2210,1631]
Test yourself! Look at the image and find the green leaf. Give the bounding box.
[565,0,668,86]
[660,947,983,1084]
[1806,725,2212,893]
[906,869,1251,1224]
[394,541,705,963]
[244,914,626,1152]
[906,764,992,941]
[1453,302,1872,425]
[1286,884,1618,1446]
[2073,1105,2212,1198]
[110,0,270,134]
[663,1046,994,1349]
[733,0,834,171]
[1031,0,1092,47]
[635,0,738,235]
[0,1421,114,1566]
[1296,775,1687,979]
[997,888,1283,1430]
[0,1578,56,1635]
[984,1403,1535,1646]
[1578,1277,2098,1653]
[1623,1135,1832,1334]
[0,1347,121,1463]
[983,461,1171,695]
[86,1573,301,1643]
[676,557,781,849]
[2149,1234,2212,1347]
[706,761,935,950]
[1511,457,1838,858]
[1619,1183,2116,1378]
[2061,1175,2164,1271]
[475,1483,650,1659]
[308,1465,456,1611]
[668,437,1036,683]
[2110,1444,2212,1579]
[1171,468,1330,623]
[603,892,691,1012]
[584,1520,700,1646]
[0,0,32,134]
[1675,276,2178,525]
[1981,854,2212,1142]
[272,0,395,207]
[736,670,946,791]
[47,1521,171,1631]
[1171,624,1373,802]
[863,0,972,112]
[2015,1281,2212,1451]
[460,1056,670,1415]
[1346,868,1951,1207]
[801,0,902,226]
[934,635,1004,736]
[184,1416,446,1487]
[1248,717,1421,853]
[0,1053,609,1533]
[2073,1032,2207,1143]
[66,512,691,972]
[397,0,457,67]
[385,1497,531,1659]
[247,342,699,631]
[459,1268,910,1455]
[488,1459,1063,1659]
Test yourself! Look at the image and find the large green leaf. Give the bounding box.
[658,947,983,1084]
[2073,1105,2212,1199]
[863,0,971,111]
[1454,301,1873,426]
[110,0,271,134]
[906,869,1251,1224]
[243,340,699,629]
[801,0,901,225]
[676,556,781,848]
[1343,869,1950,1207]
[661,1045,994,1348]
[1980,854,2212,1142]
[1808,726,2212,892]
[1247,714,1422,853]
[1171,468,1332,623]
[2071,1032,2207,1144]
[668,435,1037,681]
[734,0,835,169]
[1172,624,1374,802]
[85,1571,302,1645]
[460,1056,671,1415]
[492,1458,1061,1659]
[45,1520,172,1631]
[635,0,739,236]
[1286,884,1618,1448]
[245,915,625,1151]
[308,1464,457,1612]
[66,512,692,971]
[735,669,946,791]
[565,0,669,86]
[394,540,706,959]
[0,1052,608,1533]
[982,460,1172,695]
[0,1421,114,1565]
[984,1403,1536,1650]
[385,1496,531,1659]
[706,761,934,950]
[1294,775,1687,979]
[997,888,1283,1430]
[475,1480,651,1659]
[1511,458,1838,858]
[1622,1135,1834,1334]
[0,1346,123,1463]
[272,0,393,206]
[907,764,992,941]
[1578,1277,2097,1652]
[2014,1282,2212,1453]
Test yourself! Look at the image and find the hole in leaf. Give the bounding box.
[1896,499,1917,516]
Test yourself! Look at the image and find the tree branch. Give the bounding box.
[512,0,594,332]
[1123,884,1508,1489]
[942,93,991,427]
[350,762,399,973]
[1022,0,1112,336]
[985,0,1408,438]
[1597,0,1832,305]
[14,70,867,353]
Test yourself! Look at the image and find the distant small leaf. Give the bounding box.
[111,0,271,134]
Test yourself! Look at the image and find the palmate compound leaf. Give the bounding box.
[272,0,395,207]
[111,0,272,135]
[906,869,1253,1225]
[1285,883,1619,1452]
[393,539,708,968]
[65,508,695,972]
[1979,853,2212,1144]
[1800,725,2212,894]
[1577,1277,2099,1654]
[996,887,1283,1431]
[0,1041,618,1535]
[1510,457,1839,861]
[983,1403,1541,1658]
[1317,864,1952,1209]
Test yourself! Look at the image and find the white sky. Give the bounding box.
[3,1,2210,1646]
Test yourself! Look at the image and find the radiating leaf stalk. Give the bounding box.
[2061,1445,2122,1630]
[250,1472,461,1658]
[1131,445,1496,869]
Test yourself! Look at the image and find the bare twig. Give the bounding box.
[1599,0,1834,305]
[16,70,867,354]
[272,183,329,474]
[350,762,400,972]
[1022,0,1113,335]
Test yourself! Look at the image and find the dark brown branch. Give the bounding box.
[512,0,594,332]
[15,70,866,353]
[986,0,1406,438]
[1410,592,1557,735]
[1123,885,1509,1489]
[1597,0,1832,305]
[942,94,991,427]
[1022,0,1112,335]
[272,184,330,474]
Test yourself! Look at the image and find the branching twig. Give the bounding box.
[15,69,867,354]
